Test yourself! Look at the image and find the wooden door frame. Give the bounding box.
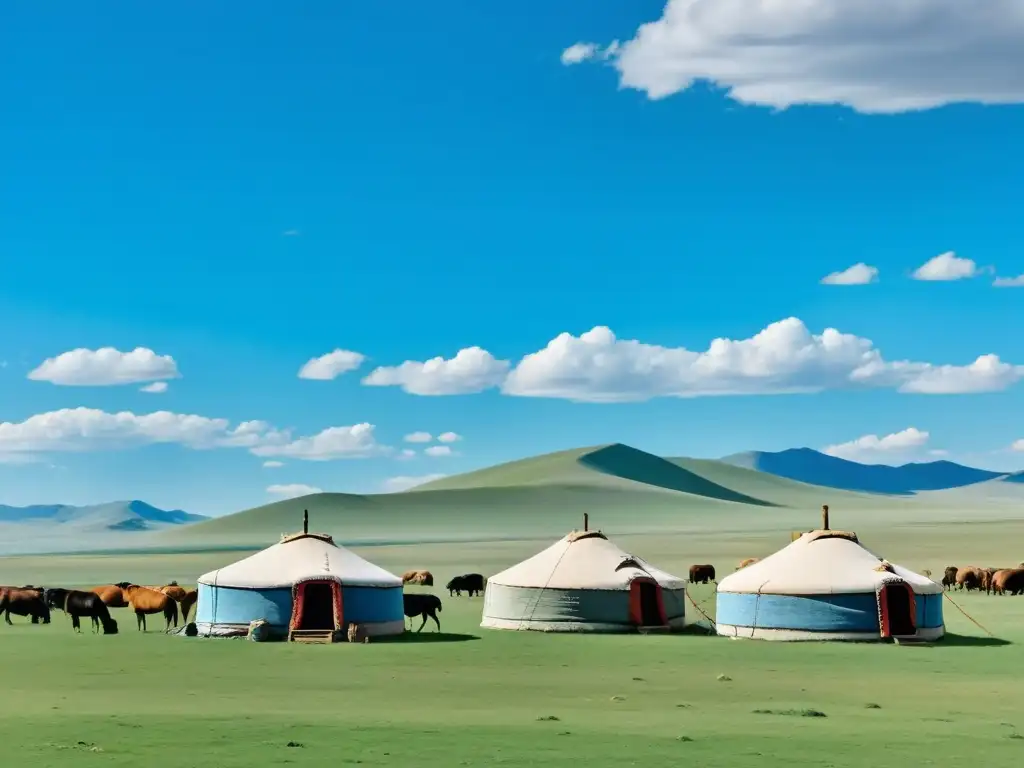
[289,578,344,631]
[877,580,917,638]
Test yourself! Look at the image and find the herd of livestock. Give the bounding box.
[0,582,196,634]
[942,565,1024,595]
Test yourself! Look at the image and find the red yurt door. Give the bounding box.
[878,581,917,638]
[290,579,343,631]
[629,578,667,627]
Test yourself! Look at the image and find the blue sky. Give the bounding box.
[2,1,1023,515]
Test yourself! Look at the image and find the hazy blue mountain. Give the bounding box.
[0,500,207,531]
[721,447,1006,495]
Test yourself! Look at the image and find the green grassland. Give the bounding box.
[3,443,1024,766]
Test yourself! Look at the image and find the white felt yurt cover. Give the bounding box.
[488,530,687,590]
[198,533,403,589]
[717,530,940,595]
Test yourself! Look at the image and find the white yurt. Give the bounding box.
[715,506,944,642]
[481,517,687,632]
[194,512,405,640]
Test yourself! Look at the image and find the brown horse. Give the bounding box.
[180,589,198,622]
[0,587,50,625]
[91,584,131,608]
[119,584,179,631]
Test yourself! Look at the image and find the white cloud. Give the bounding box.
[381,474,447,493]
[437,432,461,443]
[424,445,454,457]
[578,0,1024,114]
[0,407,287,458]
[140,381,168,394]
[267,483,321,498]
[28,347,180,386]
[994,274,1024,287]
[404,431,433,443]
[1012,440,1024,453]
[823,427,931,463]
[298,349,366,380]
[500,318,1024,402]
[820,263,878,286]
[561,42,599,65]
[262,460,284,468]
[912,251,978,281]
[250,423,385,461]
[0,408,387,463]
[397,448,416,460]
[362,347,510,395]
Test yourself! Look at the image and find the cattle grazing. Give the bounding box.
[180,589,198,622]
[446,573,485,597]
[955,566,983,592]
[0,586,50,625]
[91,584,131,608]
[736,558,760,571]
[991,568,1024,596]
[941,566,958,591]
[44,588,118,634]
[118,583,179,631]
[403,593,442,632]
[688,564,716,584]
[401,570,435,587]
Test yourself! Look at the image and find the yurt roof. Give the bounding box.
[197,533,402,589]
[718,529,939,596]
[488,530,686,591]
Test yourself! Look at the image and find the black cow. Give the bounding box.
[446,573,485,597]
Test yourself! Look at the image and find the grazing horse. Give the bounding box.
[0,586,50,625]
[403,593,442,632]
[119,584,179,631]
[44,588,118,634]
[446,573,485,597]
[91,584,131,608]
[180,589,198,622]
[401,570,434,587]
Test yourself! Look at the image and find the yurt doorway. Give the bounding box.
[292,580,342,631]
[630,579,666,627]
[879,581,916,637]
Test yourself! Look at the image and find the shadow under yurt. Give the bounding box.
[715,505,944,642]
[481,514,687,633]
[191,511,405,643]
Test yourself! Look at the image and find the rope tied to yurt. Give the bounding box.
[518,540,574,631]
[941,591,996,638]
[750,579,770,637]
[686,590,716,631]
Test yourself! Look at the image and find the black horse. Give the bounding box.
[45,588,118,634]
[403,593,442,632]
[446,573,485,597]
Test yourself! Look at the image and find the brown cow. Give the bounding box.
[991,568,1024,596]
[737,558,760,570]
[941,566,958,591]
[401,570,434,586]
[0,587,50,625]
[955,566,984,592]
[688,564,716,584]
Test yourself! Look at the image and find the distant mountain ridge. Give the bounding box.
[0,500,207,532]
[721,447,1009,495]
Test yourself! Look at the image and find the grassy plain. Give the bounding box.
[2,523,1024,767]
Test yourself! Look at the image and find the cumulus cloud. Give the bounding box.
[362,347,510,395]
[499,318,1024,402]
[381,474,447,493]
[28,347,180,386]
[574,0,1024,114]
[262,460,284,468]
[994,274,1024,287]
[820,263,878,286]
[912,251,979,281]
[404,432,433,443]
[267,483,322,498]
[140,382,168,394]
[298,349,366,380]
[561,42,599,65]
[0,408,386,463]
[1011,439,1024,452]
[424,445,454,457]
[251,423,386,461]
[437,432,461,443]
[823,427,931,463]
